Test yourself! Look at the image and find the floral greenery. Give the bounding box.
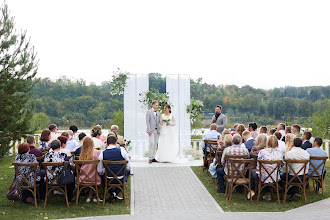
[139,88,171,113]
[110,69,130,95]
[304,106,330,139]
[186,98,204,129]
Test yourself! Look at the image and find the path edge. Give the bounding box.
[130,167,135,216]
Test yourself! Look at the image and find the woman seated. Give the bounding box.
[44,140,75,201]
[250,134,267,156]
[57,136,71,157]
[37,130,51,151]
[249,135,283,200]
[285,133,296,153]
[218,133,233,151]
[91,127,105,150]
[74,132,87,157]
[14,143,40,204]
[79,136,102,203]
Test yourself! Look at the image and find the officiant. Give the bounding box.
[212,105,227,134]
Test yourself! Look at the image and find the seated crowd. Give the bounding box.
[13,124,130,205]
[203,122,327,202]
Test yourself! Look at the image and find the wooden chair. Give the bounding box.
[256,160,282,204]
[36,156,44,168]
[224,154,249,197]
[103,160,128,206]
[251,154,258,169]
[227,158,254,204]
[283,159,309,204]
[42,162,70,208]
[74,160,100,205]
[41,150,49,155]
[216,150,223,168]
[12,162,39,208]
[307,156,328,195]
[70,151,75,158]
[203,140,218,172]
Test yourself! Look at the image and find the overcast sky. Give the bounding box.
[6,0,330,89]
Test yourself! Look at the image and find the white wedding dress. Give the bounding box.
[155,113,179,163]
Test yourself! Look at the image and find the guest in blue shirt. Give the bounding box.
[241,130,255,152]
[201,124,221,152]
[66,130,79,152]
[307,137,328,190]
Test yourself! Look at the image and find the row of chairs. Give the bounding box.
[202,140,328,204]
[12,160,128,208]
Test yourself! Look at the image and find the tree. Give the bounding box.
[0,3,38,156]
[30,113,50,133]
[305,107,330,140]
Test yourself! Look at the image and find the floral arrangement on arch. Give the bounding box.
[186,98,204,123]
[139,88,171,114]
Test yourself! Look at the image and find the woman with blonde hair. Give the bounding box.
[219,133,233,151]
[250,134,267,156]
[79,136,102,203]
[236,124,246,140]
[248,135,283,200]
[285,133,296,152]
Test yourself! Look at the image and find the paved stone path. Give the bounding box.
[59,161,330,220]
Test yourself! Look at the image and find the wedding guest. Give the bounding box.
[249,135,283,200]
[248,122,258,139]
[241,130,255,152]
[230,123,239,136]
[211,105,227,134]
[74,132,87,157]
[291,124,301,137]
[250,134,267,156]
[14,143,40,204]
[259,126,268,138]
[219,134,233,151]
[91,128,105,150]
[281,138,310,201]
[97,136,130,203]
[269,128,276,135]
[44,140,74,201]
[37,130,51,151]
[66,130,79,152]
[79,136,102,203]
[216,134,249,193]
[307,137,327,192]
[277,123,286,141]
[220,130,231,148]
[27,135,42,157]
[61,131,69,139]
[236,124,246,139]
[274,131,286,155]
[69,125,79,142]
[93,125,105,142]
[201,124,221,168]
[301,131,312,150]
[282,126,292,142]
[57,136,71,157]
[111,125,125,147]
[48,124,58,143]
[285,133,296,153]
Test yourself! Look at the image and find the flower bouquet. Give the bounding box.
[162,116,170,126]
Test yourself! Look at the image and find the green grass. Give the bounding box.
[0,155,130,220]
[191,163,330,212]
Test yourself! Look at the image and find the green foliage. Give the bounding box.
[187,98,204,130]
[139,88,170,113]
[30,112,50,133]
[112,109,124,136]
[149,73,166,93]
[305,106,330,139]
[0,3,38,156]
[110,69,129,95]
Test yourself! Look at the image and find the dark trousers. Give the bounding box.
[280,173,306,196]
[203,150,215,168]
[216,167,226,192]
[104,168,130,195]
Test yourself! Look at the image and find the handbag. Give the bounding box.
[57,162,75,185]
[7,176,22,201]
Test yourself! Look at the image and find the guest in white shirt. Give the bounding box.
[48,124,58,144]
[259,126,268,138]
[281,138,310,201]
[274,131,286,155]
[248,122,258,139]
[277,123,286,141]
[92,129,105,151]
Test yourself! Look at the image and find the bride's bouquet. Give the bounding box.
[162,116,170,126]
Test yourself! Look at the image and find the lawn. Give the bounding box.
[0,155,130,220]
[191,162,330,212]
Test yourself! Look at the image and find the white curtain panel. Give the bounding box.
[124,74,149,159]
[166,74,191,157]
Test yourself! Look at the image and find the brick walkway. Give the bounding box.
[59,161,330,220]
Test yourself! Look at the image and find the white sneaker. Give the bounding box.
[247,190,255,199]
[93,198,103,203]
[54,190,63,195]
[86,198,91,203]
[263,194,272,201]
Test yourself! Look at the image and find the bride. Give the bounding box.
[155,104,178,163]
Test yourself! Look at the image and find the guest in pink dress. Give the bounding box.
[79,136,102,203]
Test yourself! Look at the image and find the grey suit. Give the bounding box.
[146,108,161,160]
[213,113,227,134]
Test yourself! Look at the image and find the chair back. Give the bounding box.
[307,156,328,179]
[284,159,309,185]
[36,156,44,167]
[257,160,282,184]
[103,160,128,185]
[228,159,253,183]
[42,161,69,185]
[216,150,223,167]
[224,154,249,173]
[204,140,218,154]
[251,154,258,169]
[74,160,99,184]
[12,162,39,187]
[41,150,49,155]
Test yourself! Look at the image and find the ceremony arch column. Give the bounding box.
[124,74,149,159]
[166,74,191,156]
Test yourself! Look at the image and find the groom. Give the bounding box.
[146,100,161,163]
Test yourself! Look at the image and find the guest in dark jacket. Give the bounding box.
[27,135,43,157]
[301,131,312,150]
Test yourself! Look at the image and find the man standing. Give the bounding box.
[212,105,227,134]
[146,101,161,163]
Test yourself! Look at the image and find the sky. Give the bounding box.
[5,0,330,89]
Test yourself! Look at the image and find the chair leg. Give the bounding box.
[228,183,233,203]
[33,187,38,208]
[283,184,288,204]
[276,183,280,204]
[95,185,100,206]
[75,185,80,206]
[64,186,69,207]
[303,185,307,204]
[248,185,253,204]
[257,184,261,205]
[44,185,49,208]
[103,185,107,206]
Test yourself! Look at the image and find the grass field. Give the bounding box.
[0,155,130,220]
[191,163,330,212]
